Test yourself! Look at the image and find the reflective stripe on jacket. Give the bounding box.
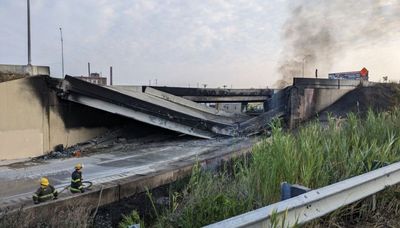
[32,185,58,202]
[71,170,83,192]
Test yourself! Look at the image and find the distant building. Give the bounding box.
[75,73,107,85]
[216,103,243,113]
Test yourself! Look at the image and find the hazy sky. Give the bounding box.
[0,0,399,87]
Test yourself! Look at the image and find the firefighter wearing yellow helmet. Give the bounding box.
[70,163,85,193]
[32,177,58,204]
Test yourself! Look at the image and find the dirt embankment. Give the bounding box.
[320,83,400,118]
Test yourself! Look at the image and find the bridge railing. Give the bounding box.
[205,161,400,228]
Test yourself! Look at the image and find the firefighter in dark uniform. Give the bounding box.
[32,177,58,204]
[70,163,85,193]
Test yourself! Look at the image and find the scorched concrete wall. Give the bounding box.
[289,86,353,128]
[287,78,374,128]
[0,76,107,160]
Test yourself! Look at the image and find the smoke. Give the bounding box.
[276,0,400,87]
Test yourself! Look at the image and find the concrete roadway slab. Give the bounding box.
[0,136,257,209]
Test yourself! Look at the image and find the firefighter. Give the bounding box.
[70,163,85,193]
[32,177,58,204]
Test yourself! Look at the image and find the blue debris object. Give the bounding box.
[281,182,311,201]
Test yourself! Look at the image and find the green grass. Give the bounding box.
[119,210,144,228]
[123,109,400,227]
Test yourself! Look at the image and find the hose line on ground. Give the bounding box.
[92,185,104,225]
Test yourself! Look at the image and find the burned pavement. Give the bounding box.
[0,132,257,209]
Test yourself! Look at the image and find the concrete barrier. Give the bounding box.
[0,64,50,83]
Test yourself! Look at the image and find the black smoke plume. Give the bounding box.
[276,0,400,87]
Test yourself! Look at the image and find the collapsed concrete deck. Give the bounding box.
[59,76,280,138]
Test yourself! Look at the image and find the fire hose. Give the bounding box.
[58,181,93,194]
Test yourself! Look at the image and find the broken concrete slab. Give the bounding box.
[143,86,239,118]
[60,76,272,138]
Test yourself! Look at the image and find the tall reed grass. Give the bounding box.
[124,109,400,227]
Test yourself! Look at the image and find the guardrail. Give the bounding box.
[205,161,400,228]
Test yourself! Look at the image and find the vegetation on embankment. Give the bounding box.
[120,109,400,228]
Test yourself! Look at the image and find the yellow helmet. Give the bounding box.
[75,163,83,170]
[40,177,49,186]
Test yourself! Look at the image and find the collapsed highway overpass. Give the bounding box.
[58,76,282,139]
[0,70,370,161]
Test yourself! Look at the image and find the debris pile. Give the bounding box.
[40,144,82,159]
[36,128,129,160]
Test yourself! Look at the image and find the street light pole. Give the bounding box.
[27,0,31,66]
[59,27,64,77]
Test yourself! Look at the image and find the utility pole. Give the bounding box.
[59,27,64,77]
[27,0,32,66]
[109,66,113,85]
